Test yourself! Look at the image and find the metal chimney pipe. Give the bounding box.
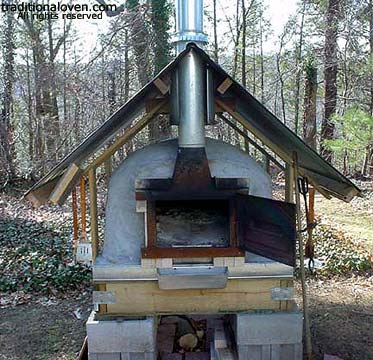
[172,0,208,54]
[177,47,206,148]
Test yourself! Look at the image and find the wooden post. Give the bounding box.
[80,177,87,238]
[293,152,313,360]
[285,163,294,203]
[72,186,79,253]
[88,168,99,261]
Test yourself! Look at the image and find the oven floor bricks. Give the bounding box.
[233,311,303,360]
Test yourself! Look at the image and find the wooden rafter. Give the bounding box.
[218,113,285,170]
[85,98,168,173]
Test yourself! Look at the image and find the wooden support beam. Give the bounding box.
[85,99,167,173]
[293,152,312,360]
[218,113,285,170]
[217,78,233,94]
[49,163,82,205]
[285,163,294,203]
[72,186,79,251]
[88,168,99,261]
[25,177,60,207]
[153,77,170,95]
[80,177,87,237]
[216,99,291,163]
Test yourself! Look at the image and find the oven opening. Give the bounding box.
[155,199,230,248]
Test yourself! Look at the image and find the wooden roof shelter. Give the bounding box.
[25,44,361,207]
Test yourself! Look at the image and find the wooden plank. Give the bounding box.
[97,283,107,314]
[80,177,87,237]
[218,114,285,170]
[106,278,286,315]
[217,78,233,95]
[216,98,291,163]
[88,168,99,261]
[49,163,82,205]
[146,98,170,114]
[25,176,60,207]
[141,247,244,259]
[154,77,170,95]
[85,99,167,173]
[72,186,79,254]
[285,163,294,203]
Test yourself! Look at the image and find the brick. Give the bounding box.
[157,324,176,353]
[161,354,183,360]
[185,352,210,360]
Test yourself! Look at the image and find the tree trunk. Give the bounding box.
[303,60,317,150]
[294,0,306,135]
[321,0,340,162]
[0,10,15,184]
[213,0,219,62]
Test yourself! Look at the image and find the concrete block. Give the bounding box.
[87,312,156,353]
[214,327,228,349]
[261,345,271,360]
[238,345,262,360]
[234,311,302,345]
[89,353,121,360]
[216,348,235,360]
[129,353,145,360]
[270,344,280,360]
[122,352,156,360]
[238,344,302,360]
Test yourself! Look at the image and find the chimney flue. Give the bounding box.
[172,0,208,54]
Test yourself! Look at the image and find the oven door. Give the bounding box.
[236,194,296,266]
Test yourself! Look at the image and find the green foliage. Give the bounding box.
[323,107,373,171]
[0,218,91,293]
[151,0,172,74]
[313,223,372,275]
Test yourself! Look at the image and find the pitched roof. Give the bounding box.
[25,44,360,204]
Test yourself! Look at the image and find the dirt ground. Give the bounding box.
[0,291,91,360]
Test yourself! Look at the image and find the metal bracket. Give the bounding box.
[271,287,294,301]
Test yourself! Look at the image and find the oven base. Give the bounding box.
[86,309,302,360]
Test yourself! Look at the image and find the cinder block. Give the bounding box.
[89,353,121,360]
[238,343,302,360]
[214,327,228,349]
[87,312,156,353]
[216,348,235,360]
[234,311,302,345]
